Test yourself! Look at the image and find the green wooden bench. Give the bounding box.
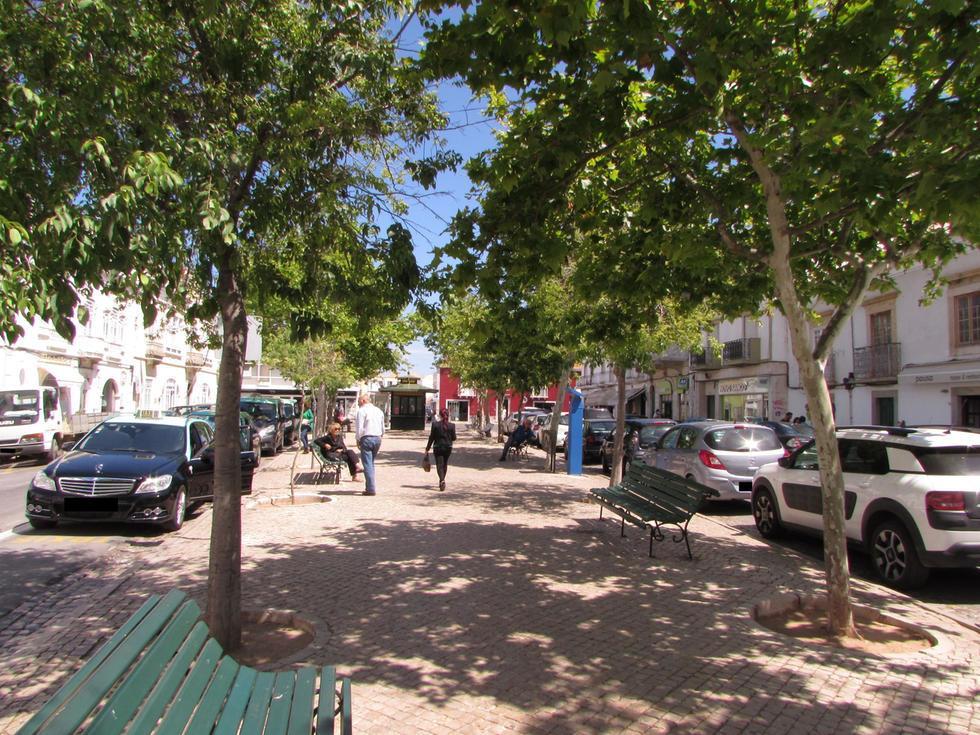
[311,443,343,485]
[589,461,719,559]
[17,589,352,735]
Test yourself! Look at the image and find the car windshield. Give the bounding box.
[704,427,782,452]
[559,415,569,426]
[0,390,39,419]
[913,447,980,475]
[77,422,185,454]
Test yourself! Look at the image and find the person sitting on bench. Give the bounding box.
[314,422,362,480]
[500,416,535,461]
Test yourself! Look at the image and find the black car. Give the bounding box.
[240,396,284,455]
[563,417,618,464]
[25,416,255,533]
[188,409,262,467]
[600,418,677,473]
[748,419,812,450]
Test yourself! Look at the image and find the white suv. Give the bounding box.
[752,427,980,589]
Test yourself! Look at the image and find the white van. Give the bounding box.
[0,386,67,461]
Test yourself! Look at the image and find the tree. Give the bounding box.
[421,1,979,637]
[4,0,442,648]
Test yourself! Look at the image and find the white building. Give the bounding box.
[0,292,219,421]
[579,249,980,428]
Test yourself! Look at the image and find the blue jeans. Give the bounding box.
[300,425,311,450]
[358,436,382,493]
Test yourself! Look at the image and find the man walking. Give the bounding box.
[355,393,385,496]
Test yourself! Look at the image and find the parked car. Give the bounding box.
[600,418,677,474]
[752,426,980,589]
[654,421,785,502]
[536,413,570,451]
[562,417,618,464]
[632,422,682,466]
[187,409,262,467]
[25,415,255,532]
[240,396,284,455]
[163,404,213,417]
[504,408,548,435]
[748,419,812,450]
[279,398,299,446]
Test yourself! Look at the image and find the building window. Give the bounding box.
[164,379,179,409]
[870,310,892,345]
[956,292,980,346]
[142,378,154,410]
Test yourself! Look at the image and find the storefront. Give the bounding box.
[899,360,980,427]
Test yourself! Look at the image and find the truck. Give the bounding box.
[0,386,69,462]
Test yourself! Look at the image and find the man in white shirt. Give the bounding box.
[354,393,385,496]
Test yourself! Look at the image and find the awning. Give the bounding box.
[581,386,618,407]
[898,360,980,386]
[626,387,647,403]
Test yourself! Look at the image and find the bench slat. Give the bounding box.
[15,593,164,735]
[185,654,240,734]
[154,637,223,735]
[316,667,337,735]
[287,667,317,735]
[122,621,210,734]
[241,671,277,734]
[37,590,187,735]
[85,598,202,734]
[213,666,259,735]
[265,670,298,735]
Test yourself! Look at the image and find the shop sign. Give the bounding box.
[718,376,770,395]
[677,377,690,391]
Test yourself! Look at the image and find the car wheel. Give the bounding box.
[870,519,930,589]
[45,436,63,463]
[165,487,187,533]
[29,517,57,530]
[752,486,783,539]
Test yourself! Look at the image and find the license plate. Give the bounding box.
[739,482,752,493]
[64,497,118,512]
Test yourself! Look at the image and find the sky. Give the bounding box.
[393,16,498,378]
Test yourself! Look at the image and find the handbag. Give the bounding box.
[422,455,431,472]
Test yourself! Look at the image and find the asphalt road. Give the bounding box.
[704,500,980,630]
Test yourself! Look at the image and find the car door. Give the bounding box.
[838,439,887,540]
[654,426,683,475]
[774,442,821,528]
[186,421,215,500]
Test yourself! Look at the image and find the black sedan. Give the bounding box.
[600,418,677,473]
[25,416,254,533]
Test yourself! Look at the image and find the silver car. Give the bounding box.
[654,421,785,502]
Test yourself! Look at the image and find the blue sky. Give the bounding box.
[395,18,497,377]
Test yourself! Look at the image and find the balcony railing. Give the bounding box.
[145,340,166,360]
[186,350,206,368]
[691,350,721,369]
[823,351,837,385]
[722,337,761,364]
[853,342,901,381]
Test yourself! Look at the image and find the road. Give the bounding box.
[704,500,980,630]
[0,460,125,619]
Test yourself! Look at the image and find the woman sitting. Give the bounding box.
[313,422,362,481]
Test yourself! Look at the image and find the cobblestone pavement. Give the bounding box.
[1,430,978,734]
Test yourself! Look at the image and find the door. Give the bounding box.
[962,396,980,428]
[773,443,821,528]
[186,421,215,500]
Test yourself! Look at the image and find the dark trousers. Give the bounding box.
[327,448,359,477]
[434,449,452,481]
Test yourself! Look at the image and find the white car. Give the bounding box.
[752,426,980,589]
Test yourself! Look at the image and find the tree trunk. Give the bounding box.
[547,365,571,472]
[206,254,246,652]
[610,364,626,486]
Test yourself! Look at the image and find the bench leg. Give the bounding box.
[620,516,626,538]
[649,527,654,558]
[682,527,692,560]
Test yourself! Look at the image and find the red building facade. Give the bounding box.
[437,366,574,422]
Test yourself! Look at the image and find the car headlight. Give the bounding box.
[135,475,174,494]
[32,471,56,491]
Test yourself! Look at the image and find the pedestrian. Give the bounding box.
[354,393,385,496]
[425,408,457,492]
[313,422,362,481]
[300,405,314,453]
[781,411,793,423]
